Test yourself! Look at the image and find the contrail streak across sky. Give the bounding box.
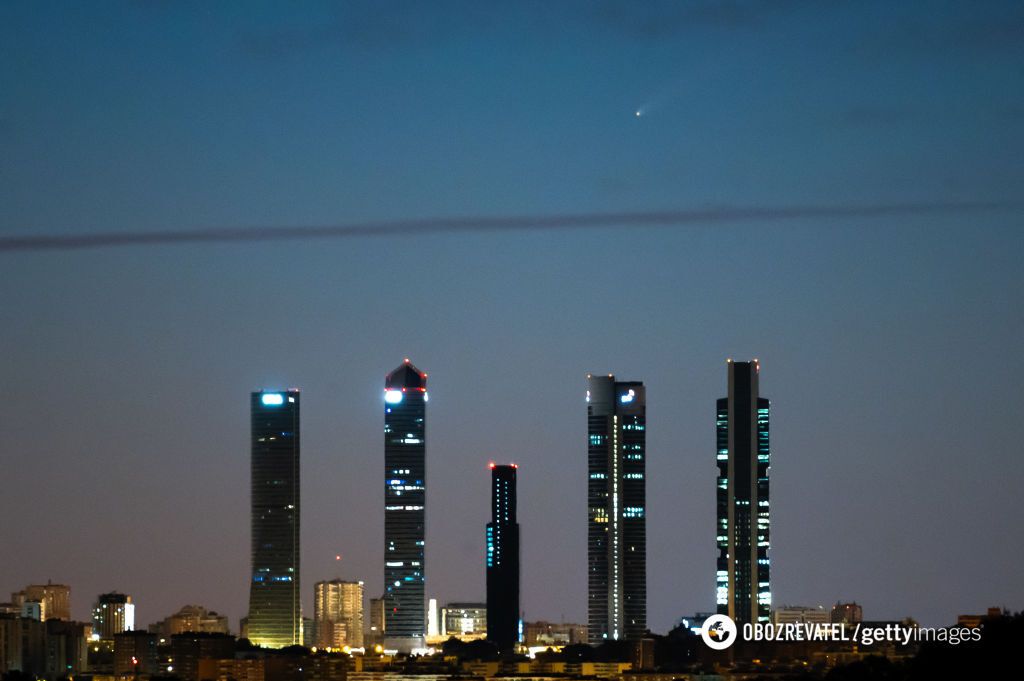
[0,201,1019,253]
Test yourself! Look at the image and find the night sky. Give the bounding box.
[2,1,1023,632]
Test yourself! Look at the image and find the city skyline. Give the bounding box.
[1,352,1019,633]
[3,0,1023,638]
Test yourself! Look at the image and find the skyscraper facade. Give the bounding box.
[716,360,771,625]
[367,597,385,643]
[92,592,134,639]
[486,463,520,652]
[441,603,487,638]
[247,389,301,648]
[314,580,364,649]
[586,374,646,643]
[383,360,427,648]
[22,583,70,621]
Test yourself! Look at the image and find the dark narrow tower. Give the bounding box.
[586,374,646,643]
[248,389,301,648]
[383,359,427,649]
[716,360,771,625]
[486,463,520,652]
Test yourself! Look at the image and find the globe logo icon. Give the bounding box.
[701,614,738,650]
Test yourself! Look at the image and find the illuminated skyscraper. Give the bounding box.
[486,463,519,652]
[716,360,771,625]
[586,374,646,643]
[383,360,427,648]
[247,389,301,648]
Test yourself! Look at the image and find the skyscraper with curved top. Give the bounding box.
[248,389,301,648]
[383,360,427,649]
[586,374,647,643]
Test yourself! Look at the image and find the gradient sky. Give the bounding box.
[1,1,1023,632]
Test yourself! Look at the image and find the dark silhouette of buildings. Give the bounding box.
[832,601,864,624]
[112,630,158,676]
[170,632,236,681]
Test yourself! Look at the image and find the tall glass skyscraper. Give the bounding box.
[383,360,427,648]
[586,374,646,643]
[716,360,771,625]
[248,389,301,648]
[486,463,520,652]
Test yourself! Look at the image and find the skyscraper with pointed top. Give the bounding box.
[716,360,771,625]
[248,389,301,648]
[486,463,520,652]
[383,359,427,649]
[586,374,647,643]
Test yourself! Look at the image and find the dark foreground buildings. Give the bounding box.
[486,463,520,652]
[383,360,428,650]
[716,360,771,625]
[248,389,302,648]
[586,374,647,643]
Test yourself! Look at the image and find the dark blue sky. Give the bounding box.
[1,1,1022,631]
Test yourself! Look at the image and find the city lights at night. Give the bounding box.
[2,2,1023,680]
